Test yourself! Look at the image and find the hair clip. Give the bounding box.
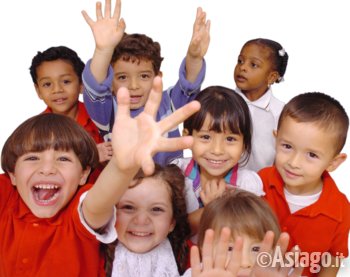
[278,48,286,57]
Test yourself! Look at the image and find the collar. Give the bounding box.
[235,87,273,111]
[184,159,238,191]
[269,168,345,222]
[43,102,88,127]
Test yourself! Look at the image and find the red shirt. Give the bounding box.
[0,174,106,277]
[43,101,104,183]
[259,167,350,277]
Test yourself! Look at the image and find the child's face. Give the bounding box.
[35,60,82,119]
[112,59,157,110]
[8,149,90,218]
[116,177,175,253]
[275,116,344,194]
[234,43,278,100]
[191,115,244,182]
[213,232,262,277]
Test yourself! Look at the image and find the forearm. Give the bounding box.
[82,160,138,229]
[185,55,203,83]
[90,48,115,83]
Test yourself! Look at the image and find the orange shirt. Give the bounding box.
[43,101,104,183]
[259,167,350,277]
[0,174,106,277]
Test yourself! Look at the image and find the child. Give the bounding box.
[234,38,289,172]
[29,45,112,182]
[173,86,264,231]
[259,92,350,276]
[184,189,303,277]
[104,164,190,276]
[81,0,210,165]
[0,75,200,276]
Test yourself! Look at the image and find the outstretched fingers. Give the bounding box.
[143,76,163,118]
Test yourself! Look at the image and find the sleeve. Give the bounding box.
[167,58,206,109]
[77,191,117,244]
[329,199,350,257]
[237,169,265,197]
[82,59,116,139]
[0,174,13,213]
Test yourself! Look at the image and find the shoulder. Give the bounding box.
[171,157,191,171]
[237,168,264,196]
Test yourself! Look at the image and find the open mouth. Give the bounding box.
[129,95,142,104]
[52,98,67,104]
[128,231,152,237]
[32,184,60,205]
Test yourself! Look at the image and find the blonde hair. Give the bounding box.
[197,189,280,249]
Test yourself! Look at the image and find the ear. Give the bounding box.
[79,167,92,186]
[79,83,84,94]
[327,153,347,172]
[157,71,163,78]
[182,128,189,136]
[8,172,17,187]
[35,84,43,100]
[169,218,176,233]
[267,71,279,86]
[273,129,277,138]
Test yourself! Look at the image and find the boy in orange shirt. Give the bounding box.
[29,45,111,181]
[259,92,350,276]
[0,76,199,276]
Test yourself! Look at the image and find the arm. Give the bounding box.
[82,76,200,229]
[318,256,341,277]
[185,7,210,83]
[81,0,125,83]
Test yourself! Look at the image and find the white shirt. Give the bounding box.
[235,88,284,172]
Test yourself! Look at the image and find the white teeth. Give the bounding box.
[207,159,225,164]
[34,184,59,189]
[130,231,151,237]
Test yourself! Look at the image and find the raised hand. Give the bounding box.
[111,76,200,175]
[82,0,125,52]
[191,227,242,277]
[187,7,211,60]
[96,141,113,162]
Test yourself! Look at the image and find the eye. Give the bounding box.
[140,73,151,80]
[199,134,210,140]
[237,58,243,64]
[57,156,72,162]
[252,246,260,252]
[251,62,258,68]
[226,136,237,143]
[308,152,319,159]
[120,204,135,211]
[23,155,39,161]
[281,143,292,150]
[116,75,127,81]
[63,79,72,85]
[42,82,51,88]
[151,206,165,213]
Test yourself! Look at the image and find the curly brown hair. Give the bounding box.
[111,33,164,75]
[104,164,190,276]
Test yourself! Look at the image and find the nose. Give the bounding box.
[128,77,139,90]
[52,82,63,94]
[288,152,301,168]
[240,251,253,269]
[133,211,150,225]
[39,159,57,176]
[210,137,224,155]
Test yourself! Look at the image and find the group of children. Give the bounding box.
[0,0,348,276]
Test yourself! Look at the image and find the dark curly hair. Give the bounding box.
[111,33,164,75]
[29,45,85,85]
[104,164,190,276]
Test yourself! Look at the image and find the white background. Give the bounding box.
[0,0,349,274]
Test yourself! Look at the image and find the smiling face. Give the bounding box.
[234,43,278,101]
[35,60,82,119]
[116,177,175,253]
[275,116,345,195]
[112,59,157,110]
[191,115,245,184]
[9,148,90,218]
